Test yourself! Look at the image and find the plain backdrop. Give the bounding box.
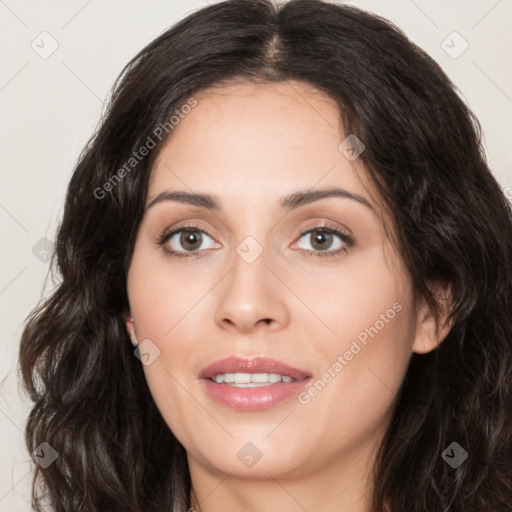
[0,0,511,510]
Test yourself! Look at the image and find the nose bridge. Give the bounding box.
[214,234,290,332]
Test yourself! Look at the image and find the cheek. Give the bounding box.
[305,245,415,401]
[298,243,412,350]
[125,248,214,432]
[126,248,210,345]
[128,235,415,379]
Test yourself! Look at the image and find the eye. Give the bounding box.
[157,222,354,259]
[158,223,219,258]
[294,224,354,258]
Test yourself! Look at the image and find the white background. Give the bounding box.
[0,0,511,509]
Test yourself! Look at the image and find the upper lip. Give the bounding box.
[199,357,312,380]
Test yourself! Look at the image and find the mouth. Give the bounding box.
[199,356,313,411]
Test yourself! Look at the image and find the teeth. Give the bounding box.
[269,373,281,383]
[212,372,297,386]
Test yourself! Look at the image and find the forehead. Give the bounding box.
[148,80,378,212]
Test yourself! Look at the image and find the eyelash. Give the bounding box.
[157,222,354,260]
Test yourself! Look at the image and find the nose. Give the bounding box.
[214,249,291,335]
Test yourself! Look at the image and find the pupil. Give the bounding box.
[312,232,332,250]
[181,231,201,251]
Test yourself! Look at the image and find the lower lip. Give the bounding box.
[202,378,312,412]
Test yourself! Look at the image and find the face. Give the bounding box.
[125,80,445,485]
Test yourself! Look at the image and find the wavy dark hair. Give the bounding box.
[18,0,512,510]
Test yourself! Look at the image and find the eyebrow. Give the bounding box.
[145,187,373,212]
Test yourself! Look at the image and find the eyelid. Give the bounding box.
[296,220,353,240]
[157,221,218,248]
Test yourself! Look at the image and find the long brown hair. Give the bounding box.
[19,1,512,510]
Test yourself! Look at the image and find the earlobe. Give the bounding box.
[124,312,139,347]
[412,282,454,354]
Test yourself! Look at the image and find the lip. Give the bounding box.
[199,357,313,412]
[199,356,311,380]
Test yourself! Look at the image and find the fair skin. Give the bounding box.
[125,80,451,512]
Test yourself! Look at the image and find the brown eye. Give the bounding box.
[307,231,335,251]
[178,230,203,251]
[167,229,216,253]
[296,227,352,256]
[158,224,219,258]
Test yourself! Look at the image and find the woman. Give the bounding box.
[19,1,512,511]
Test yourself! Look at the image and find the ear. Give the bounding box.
[124,311,138,347]
[412,281,454,354]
